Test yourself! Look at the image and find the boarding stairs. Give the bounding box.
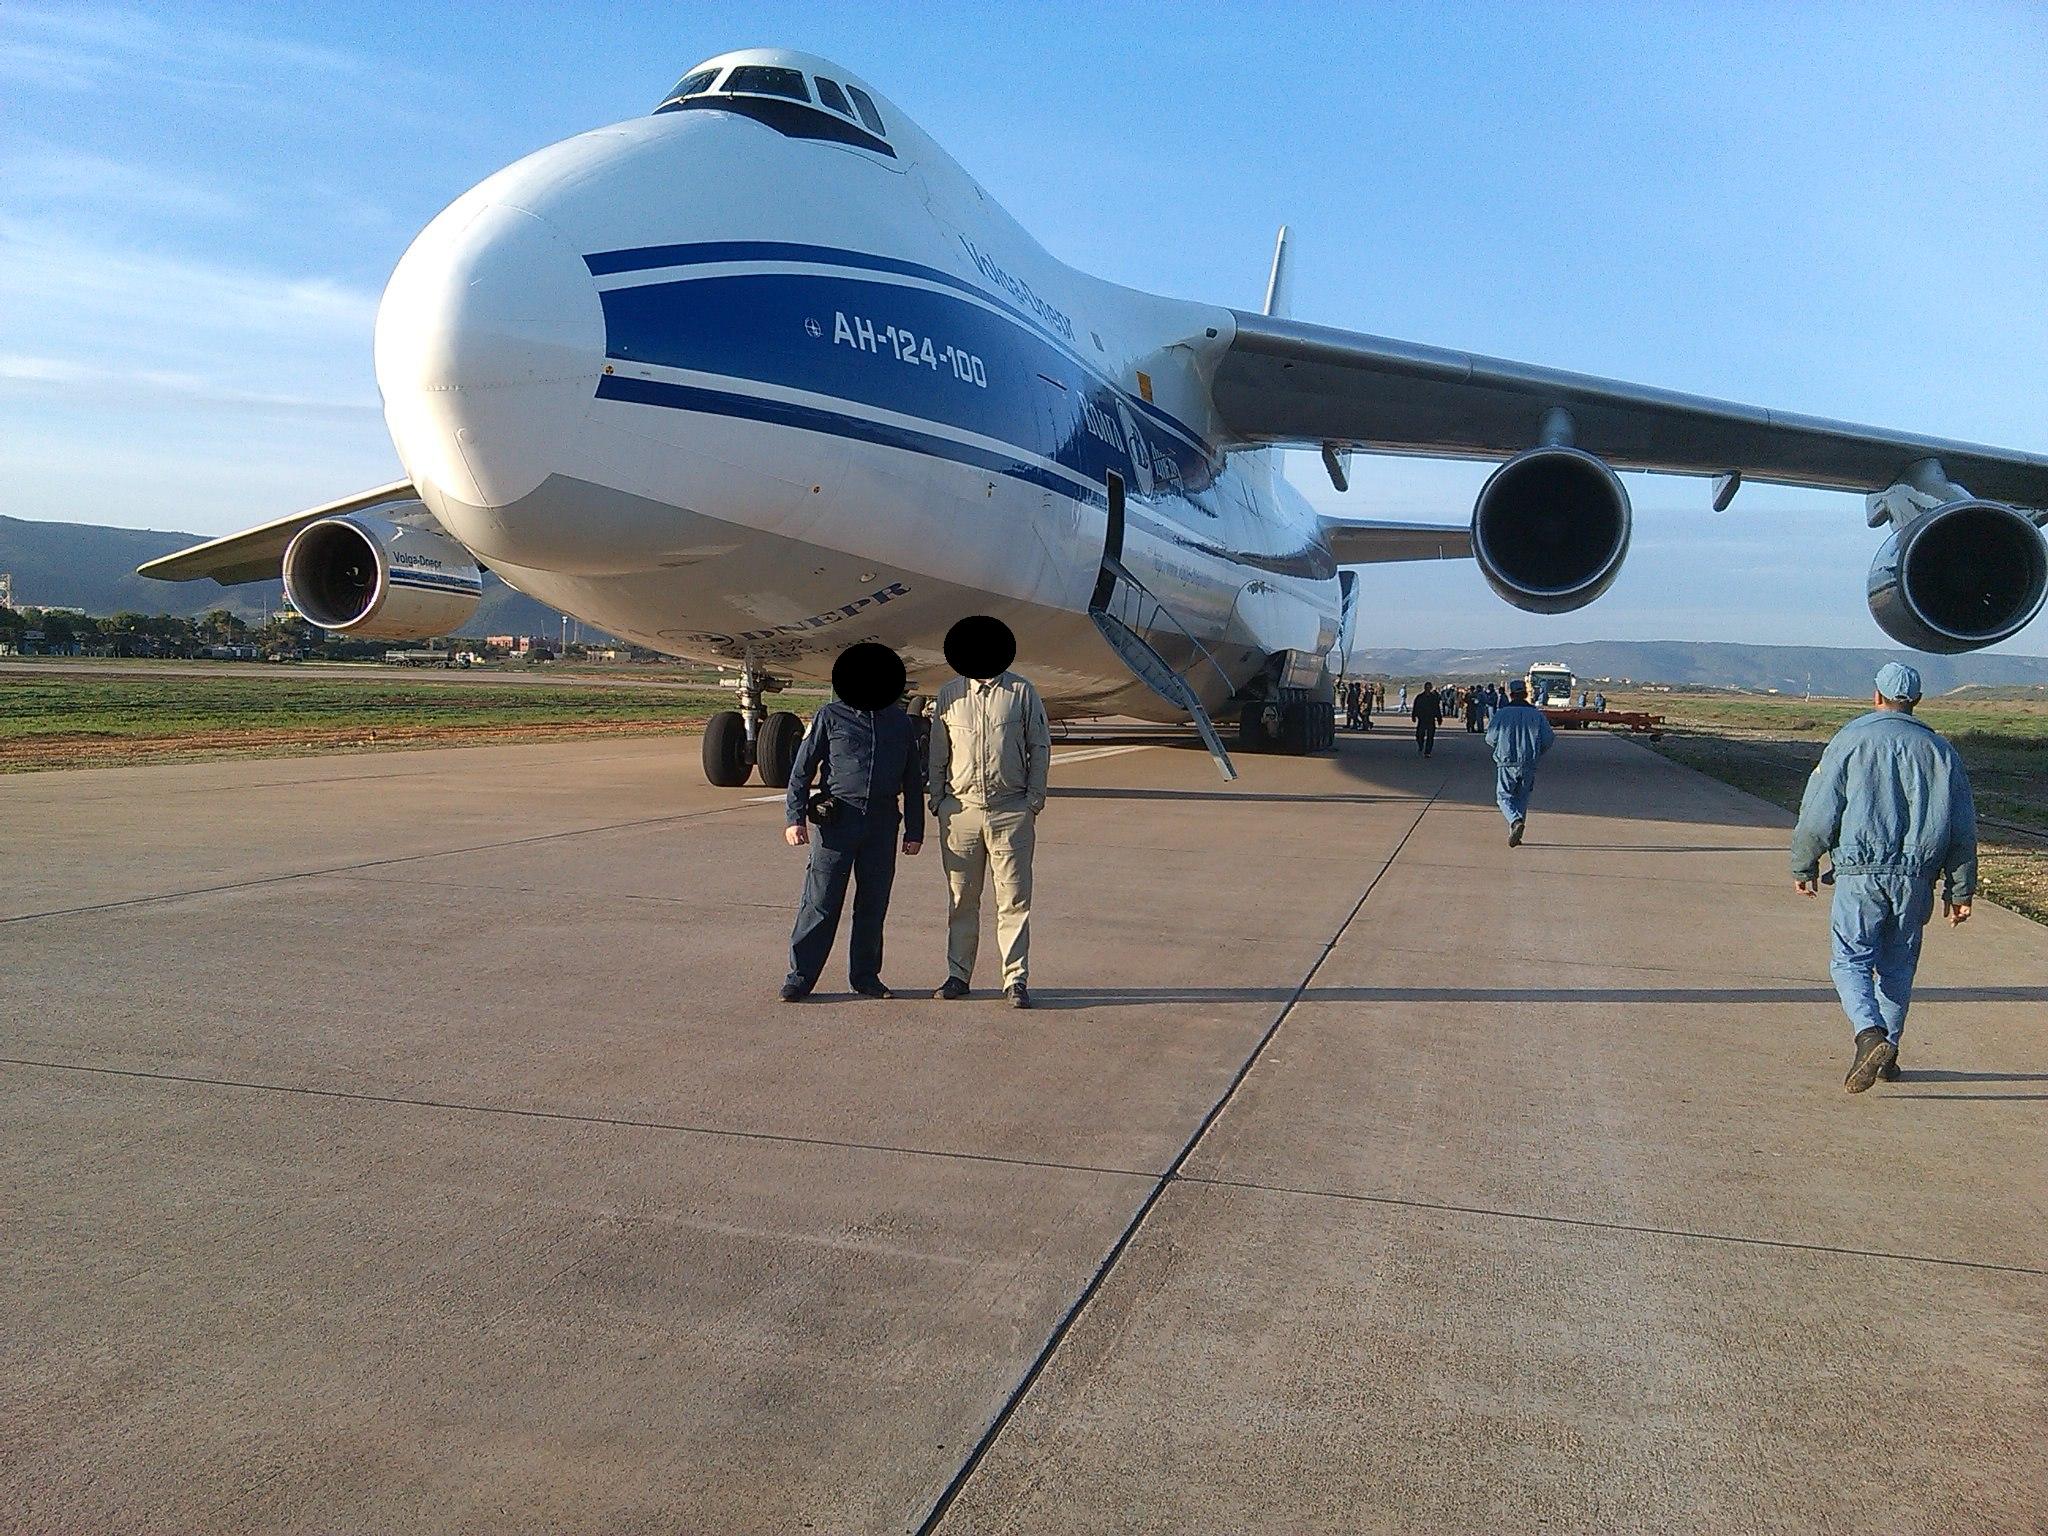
[1089,552,1239,781]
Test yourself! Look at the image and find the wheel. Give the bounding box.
[702,710,752,786]
[1237,703,1274,753]
[1277,701,1311,755]
[755,710,805,789]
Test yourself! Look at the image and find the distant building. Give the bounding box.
[485,634,551,655]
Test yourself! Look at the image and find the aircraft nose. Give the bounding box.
[375,200,604,522]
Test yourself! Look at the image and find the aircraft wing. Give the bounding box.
[1320,519,1472,564]
[1214,311,2048,508]
[137,481,421,584]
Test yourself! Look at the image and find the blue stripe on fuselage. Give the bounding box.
[597,271,1216,505]
[582,239,1210,456]
[388,569,481,594]
[593,373,1103,505]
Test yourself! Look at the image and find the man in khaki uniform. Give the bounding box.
[928,616,1050,1008]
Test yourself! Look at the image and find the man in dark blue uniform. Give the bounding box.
[780,643,924,1001]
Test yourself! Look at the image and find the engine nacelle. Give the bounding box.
[282,510,481,639]
[1471,445,1632,614]
[1867,499,2048,654]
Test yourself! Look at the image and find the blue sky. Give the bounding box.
[3,1,2044,651]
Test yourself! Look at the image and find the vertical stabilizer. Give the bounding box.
[1262,224,1292,318]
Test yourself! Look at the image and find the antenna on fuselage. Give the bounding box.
[1262,224,1293,318]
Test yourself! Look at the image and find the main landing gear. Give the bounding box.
[1236,687,1336,755]
[703,660,804,788]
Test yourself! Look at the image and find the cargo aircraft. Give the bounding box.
[142,47,2048,786]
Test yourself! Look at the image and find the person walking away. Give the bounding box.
[781,643,924,1001]
[929,615,1050,1009]
[1485,678,1554,846]
[1410,682,1442,757]
[1790,662,1975,1092]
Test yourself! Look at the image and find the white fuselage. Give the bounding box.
[373,48,1342,718]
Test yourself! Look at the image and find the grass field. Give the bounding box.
[0,669,754,771]
[1616,688,2048,925]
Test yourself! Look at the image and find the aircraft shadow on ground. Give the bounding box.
[1321,729,1783,831]
[1049,725,1789,833]
[1028,985,2048,1008]
[1526,843,1787,854]
[1049,786,1412,806]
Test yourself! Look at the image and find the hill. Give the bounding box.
[8,513,2044,688]
[1348,640,2048,697]
[0,513,602,640]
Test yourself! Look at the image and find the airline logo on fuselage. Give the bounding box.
[679,581,912,653]
[958,237,1074,342]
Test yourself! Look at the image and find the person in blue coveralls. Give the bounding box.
[1484,678,1554,847]
[1790,661,1977,1092]
[780,642,924,1002]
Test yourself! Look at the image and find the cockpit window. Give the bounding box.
[720,65,810,102]
[814,76,854,118]
[659,67,720,106]
[845,85,886,136]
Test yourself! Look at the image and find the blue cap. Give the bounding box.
[1508,678,1527,697]
[1875,661,1922,702]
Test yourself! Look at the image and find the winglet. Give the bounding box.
[1262,225,1292,318]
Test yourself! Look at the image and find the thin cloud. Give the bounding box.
[0,145,247,222]
[0,215,380,340]
[0,352,377,417]
[0,3,425,100]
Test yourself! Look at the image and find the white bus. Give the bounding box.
[1527,662,1577,709]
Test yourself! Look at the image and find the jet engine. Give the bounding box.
[1867,499,2048,654]
[1470,445,1632,614]
[282,510,482,639]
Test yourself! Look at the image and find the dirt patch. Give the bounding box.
[0,717,706,773]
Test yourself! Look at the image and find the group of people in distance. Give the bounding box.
[780,615,1048,1009]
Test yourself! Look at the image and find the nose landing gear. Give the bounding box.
[702,660,804,788]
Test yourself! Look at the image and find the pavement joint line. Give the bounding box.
[1176,1173,2048,1280]
[0,1056,1163,1184]
[911,773,1451,1536]
[0,800,765,927]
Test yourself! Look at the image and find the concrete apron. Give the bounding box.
[2,727,2043,1533]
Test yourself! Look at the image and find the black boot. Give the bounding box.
[1845,1028,1895,1093]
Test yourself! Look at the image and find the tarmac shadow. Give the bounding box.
[1891,1068,2048,1084]
[1026,984,2048,1009]
[1527,843,1787,854]
[1049,787,1411,806]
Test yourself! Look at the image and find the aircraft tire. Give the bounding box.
[756,710,805,789]
[703,710,752,787]
[1237,705,1273,753]
[1278,702,1311,755]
